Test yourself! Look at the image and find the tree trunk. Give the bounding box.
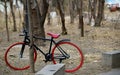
[76,0,83,29]
[16,0,22,31]
[47,0,52,25]
[38,0,49,38]
[56,0,67,35]
[76,0,84,37]
[88,0,91,25]
[47,10,51,25]
[92,0,97,20]
[95,0,105,27]
[4,0,10,41]
[10,0,17,31]
[30,0,42,45]
[28,0,49,45]
[88,0,97,26]
[69,0,75,24]
[23,0,49,72]
[27,0,35,72]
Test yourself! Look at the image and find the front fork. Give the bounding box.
[20,43,25,58]
[20,37,30,58]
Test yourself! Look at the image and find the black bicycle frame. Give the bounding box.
[20,31,70,62]
[30,36,70,61]
[33,36,57,56]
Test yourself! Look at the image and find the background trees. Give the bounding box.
[0,0,106,72]
[95,0,105,27]
[10,0,17,31]
[0,0,106,40]
[4,0,9,41]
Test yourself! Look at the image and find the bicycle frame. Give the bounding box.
[33,36,56,56]
[20,30,70,62]
[33,36,70,62]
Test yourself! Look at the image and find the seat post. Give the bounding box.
[48,37,54,54]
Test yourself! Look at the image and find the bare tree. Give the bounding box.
[88,0,97,26]
[23,0,29,31]
[31,0,45,45]
[77,0,84,37]
[47,0,52,25]
[27,0,35,72]
[10,0,17,31]
[15,0,22,31]
[4,0,10,41]
[47,9,51,25]
[76,0,83,28]
[46,0,67,35]
[56,0,67,35]
[27,0,49,72]
[69,0,76,24]
[38,0,49,38]
[23,0,49,45]
[95,0,105,27]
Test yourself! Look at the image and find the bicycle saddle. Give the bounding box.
[47,32,60,39]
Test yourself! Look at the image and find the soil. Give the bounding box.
[0,15,120,75]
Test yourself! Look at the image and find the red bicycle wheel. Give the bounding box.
[4,42,37,70]
[52,42,84,73]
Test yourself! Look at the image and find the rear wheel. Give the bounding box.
[4,42,37,70]
[52,42,84,73]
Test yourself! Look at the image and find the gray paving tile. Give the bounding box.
[99,68,120,75]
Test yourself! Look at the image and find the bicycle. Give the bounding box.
[4,30,84,73]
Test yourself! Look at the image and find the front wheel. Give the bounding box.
[52,42,84,73]
[4,42,37,70]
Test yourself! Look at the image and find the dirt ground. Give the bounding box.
[0,15,120,75]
